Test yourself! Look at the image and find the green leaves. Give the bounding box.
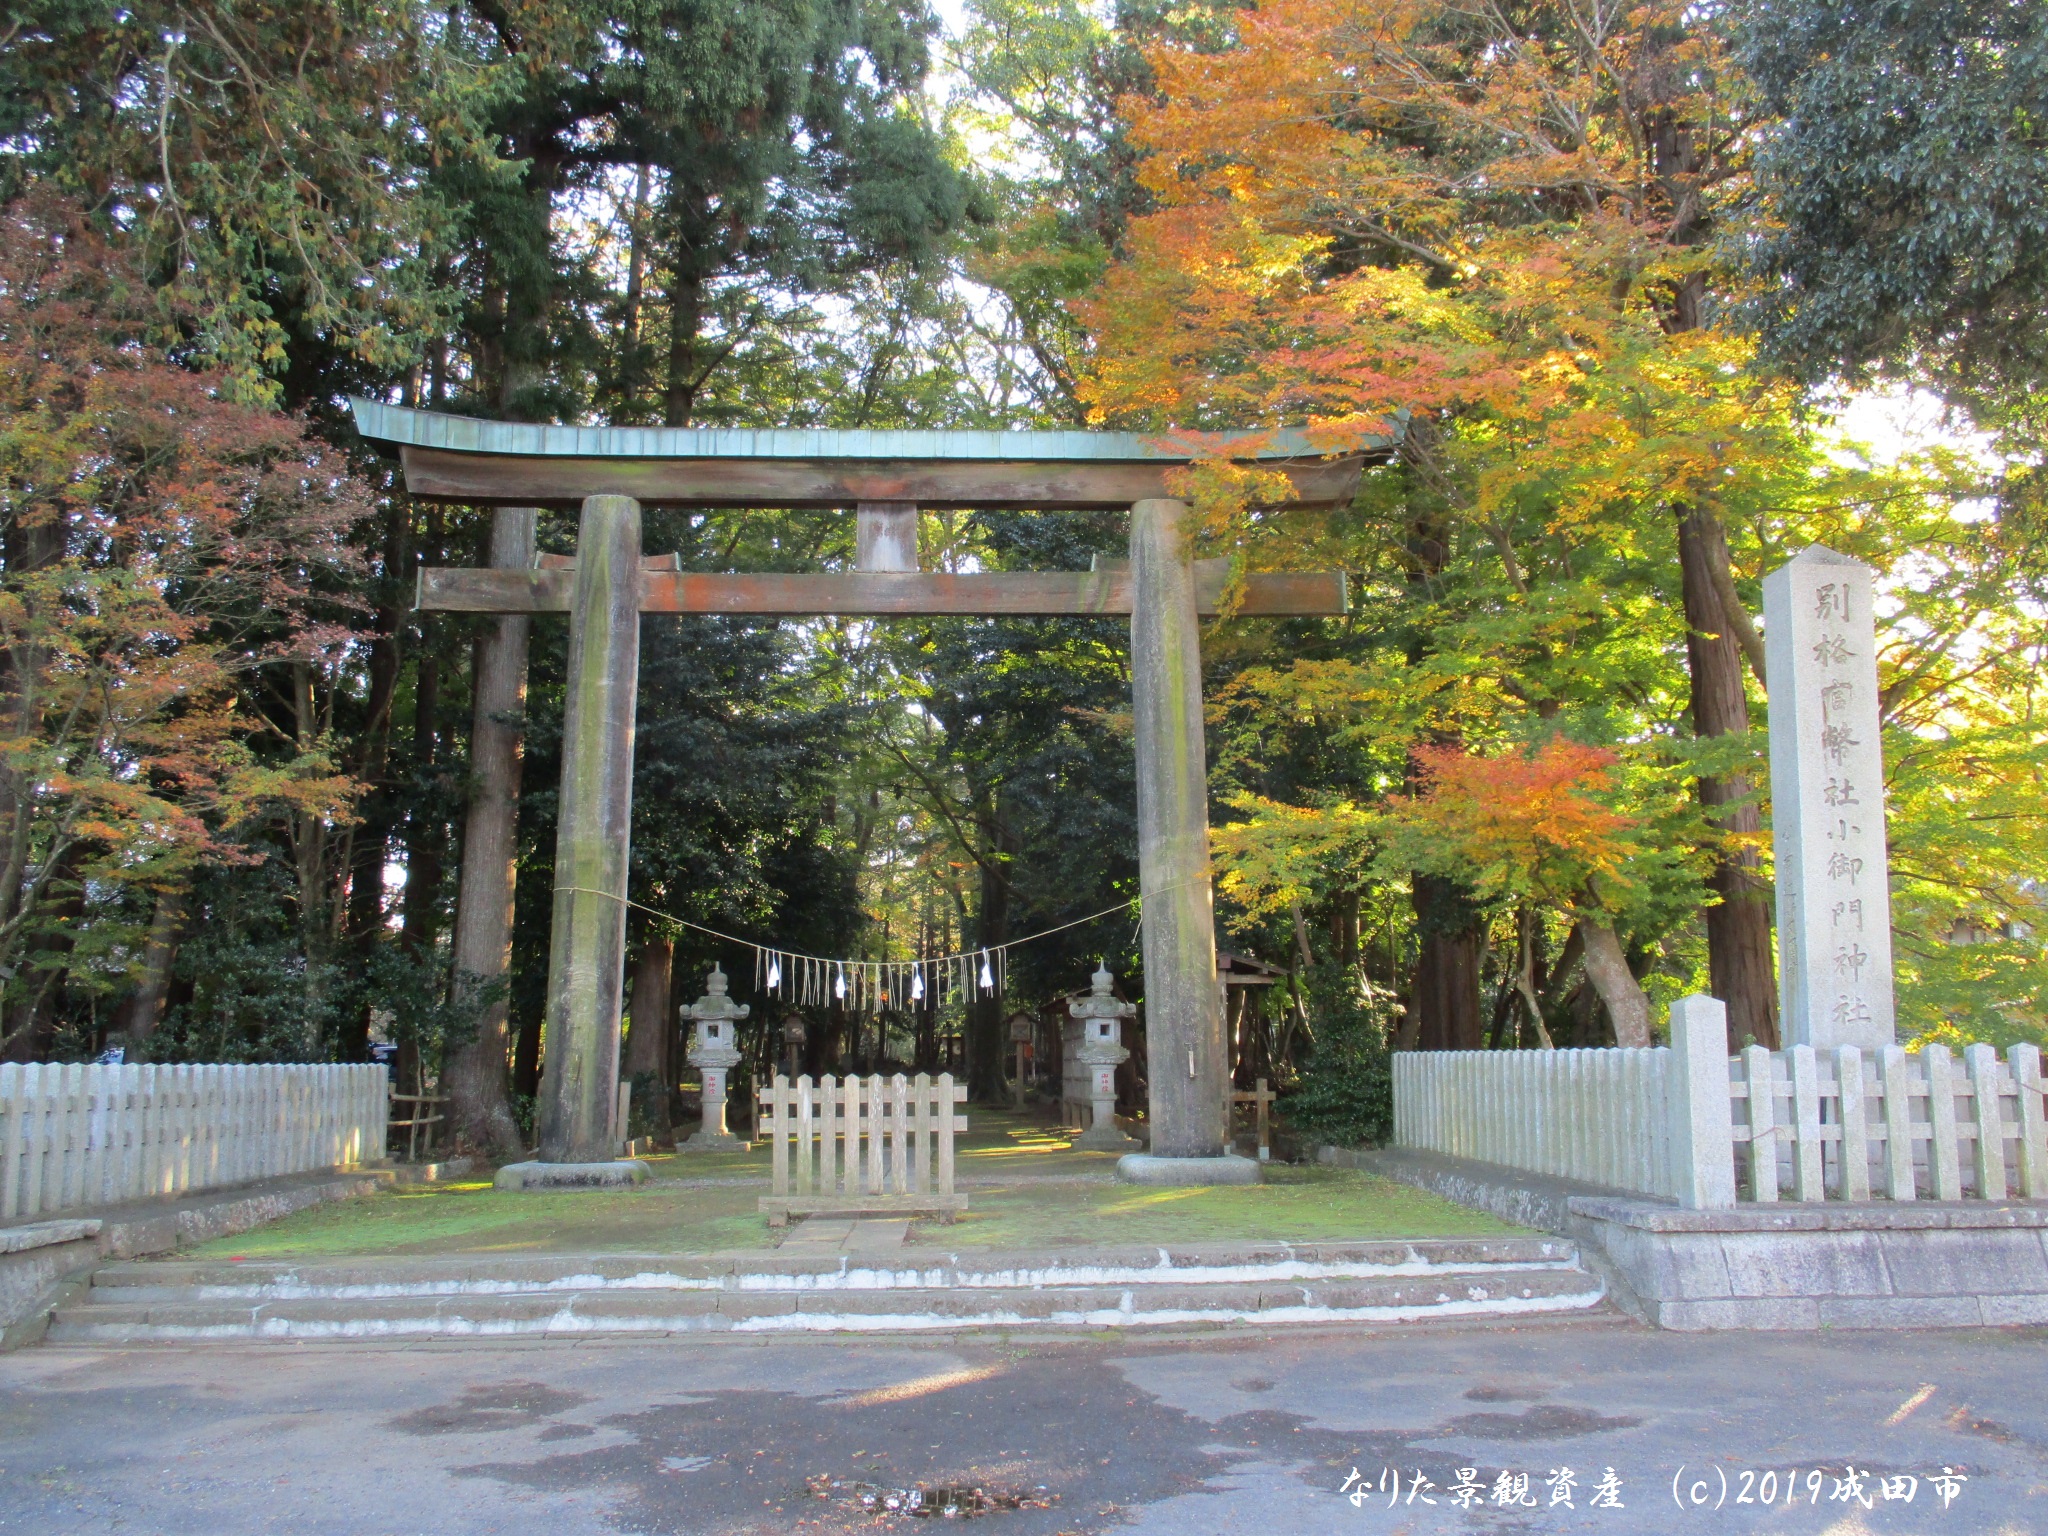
[1738,0,2048,431]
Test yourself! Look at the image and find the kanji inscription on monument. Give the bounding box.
[1763,546,1896,1049]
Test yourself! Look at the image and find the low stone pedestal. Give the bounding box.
[759,1193,968,1228]
[494,1160,650,1191]
[1115,1153,1260,1188]
[681,1125,748,1153]
[1571,1196,2048,1331]
[1072,1117,1140,1152]
[1347,1144,2048,1331]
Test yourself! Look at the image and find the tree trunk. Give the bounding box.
[1578,917,1652,1048]
[1677,505,1782,1049]
[335,500,409,1060]
[1409,875,1485,1050]
[0,506,67,1028]
[400,641,444,952]
[111,885,185,1049]
[616,164,651,417]
[2,847,82,1061]
[966,848,1012,1101]
[663,270,704,428]
[1394,428,1486,1053]
[624,936,673,1084]
[1332,888,1359,967]
[401,512,446,956]
[443,507,538,1157]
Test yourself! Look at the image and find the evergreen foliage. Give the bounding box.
[0,0,2040,1140]
[1738,0,2048,429]
[1279,962,1394,1149]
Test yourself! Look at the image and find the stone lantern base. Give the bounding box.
[681,1125,749,1152]
[1072,1113,1140,1151]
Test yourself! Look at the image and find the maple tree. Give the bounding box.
[1381,741,1653,1045]
[1083,0,2047,1057]
[0,198,365,1053]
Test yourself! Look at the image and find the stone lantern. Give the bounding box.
[778,1012,807,1082]
[682,964,749,1151]
[1068,963,1138,1150]
[1007,1010,1035,1106]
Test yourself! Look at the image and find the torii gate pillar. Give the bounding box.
[535,494,642,1162]
[354,401,1369,1180]
[1126,498,1239,1175]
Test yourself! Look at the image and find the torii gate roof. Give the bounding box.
[349,399,1387,509]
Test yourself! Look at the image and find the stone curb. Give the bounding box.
[1332,1142,2048,1332]
[87,1234,1582,1295]
[0,1168,393,1350]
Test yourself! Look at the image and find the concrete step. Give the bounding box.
[81,1235,1579,1296]
[49,1268,1604,1340]
[48,1237,1607,1341]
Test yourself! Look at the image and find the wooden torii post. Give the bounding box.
[349,401,1379,1172]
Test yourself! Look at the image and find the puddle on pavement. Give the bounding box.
[805,1475,1058,1518]
[1441,1403,1641,1440]
[387,1382,593,1435]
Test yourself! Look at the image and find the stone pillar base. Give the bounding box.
[1115,1153,1260,1187]
[680,1127,749,1152]
[1072,1117,1140,1152]
[494,1160,650,1191]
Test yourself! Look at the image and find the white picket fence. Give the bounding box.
[1733,1041,2048,1203]
[1393,998,2048,1208]
[0,1062,389,1221]
[756,1072,967,1224]
[1394,1046,1680,1199]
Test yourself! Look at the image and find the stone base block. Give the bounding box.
[1071,1122,1140,1151]
[679,1130,749,1153]
[758,1193,969,1229]
[1344,1144,2048,1331]
[1115,1153,1261,1188]
[494,1160,650,1191]
[1569,1197,2048,1331]
[388,1157,477,1186]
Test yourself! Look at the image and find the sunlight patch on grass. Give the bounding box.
[172,1115,1513,1262]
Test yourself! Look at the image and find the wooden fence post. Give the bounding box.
[2012,1044,2047,1199]
[1924,1044,1962,1200]
[1965,1043,2007,1200]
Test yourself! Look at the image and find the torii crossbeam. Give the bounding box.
[351,400,1385,1177]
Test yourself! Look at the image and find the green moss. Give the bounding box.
[913,1163,1517,1249]
[176,1117,1515,1261]
[183,1177,773,1260]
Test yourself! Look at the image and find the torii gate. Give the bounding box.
[350,400,1378,1174]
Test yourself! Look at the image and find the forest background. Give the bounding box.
[1,0,2042,1153]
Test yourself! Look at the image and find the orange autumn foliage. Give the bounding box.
[0,197,368,990]
[1391,739,1638,907]
[1077,0,1763,550]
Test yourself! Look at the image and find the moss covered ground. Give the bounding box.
[180,1114,1516,1261]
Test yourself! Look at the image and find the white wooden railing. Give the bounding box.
[1393,998,2048,1209]
[1394,1044,1679,1199]
[756,1073,967,1224]
[1732,1040,2048,1203]
[0,1062,389,1221]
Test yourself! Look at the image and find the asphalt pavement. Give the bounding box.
[1,1318,2042,1535]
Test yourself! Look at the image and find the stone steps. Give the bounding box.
[48,1237,1609,1341]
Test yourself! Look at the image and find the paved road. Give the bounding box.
[1,1319,2042,1535]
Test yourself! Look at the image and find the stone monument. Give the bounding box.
[1763,546,1897,1049]
[1067,965,1140,1151]
[682,964,749,1150]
